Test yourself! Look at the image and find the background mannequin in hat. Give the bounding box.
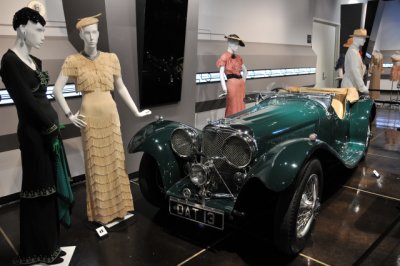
[341,29,369,94]
[390,51,400,85]
[216,34,248,117]
[0,7,69,265]
[368,50,383,100]
[54,14,151,225]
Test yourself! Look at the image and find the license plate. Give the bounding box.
[169,197,224,230]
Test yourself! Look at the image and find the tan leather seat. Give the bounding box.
[331,95,345,119]
[286,87,359,119]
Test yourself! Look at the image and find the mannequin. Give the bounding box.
[0,7,69,265]
[368,50,383,100]
[53,14,151,225]
[390,51,400,82]
[341,29,369,94]
[335,37,352,87]
[216,34,248,117]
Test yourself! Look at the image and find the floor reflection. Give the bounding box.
[384,129,400,150]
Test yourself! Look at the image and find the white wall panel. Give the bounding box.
[198,0,313,46]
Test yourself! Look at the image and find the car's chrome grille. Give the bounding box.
[202,127,233,158]
[201,126,240,191]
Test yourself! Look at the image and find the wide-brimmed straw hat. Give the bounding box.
[343,37,353,48]
[225,34,245,47]
[350,28,369,38]
[76,13,101,30]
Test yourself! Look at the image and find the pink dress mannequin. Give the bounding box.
[216,34,247,117]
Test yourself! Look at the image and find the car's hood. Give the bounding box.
[228,98,322,140]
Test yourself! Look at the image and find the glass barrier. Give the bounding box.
[196,67,317,84]
[0,84,80,105]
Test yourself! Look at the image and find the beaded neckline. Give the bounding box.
[81,50,100,61]
[31,57,49,86]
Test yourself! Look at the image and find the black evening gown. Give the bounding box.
[0,50,62,264]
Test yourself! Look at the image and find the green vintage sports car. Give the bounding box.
[128,87,375,255]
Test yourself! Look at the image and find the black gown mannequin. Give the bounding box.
[1,49,62,265]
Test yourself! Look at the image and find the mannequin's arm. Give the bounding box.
[114,76,151,117]
[219,66,227,93]
[53,73,86,128]
[242,64,248,82]
[337,68,344,79]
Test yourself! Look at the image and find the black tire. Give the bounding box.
[139,153,166,208]
[274,159,323,255]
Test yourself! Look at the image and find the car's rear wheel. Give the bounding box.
[274,159,323,255]
[139,153,166,207]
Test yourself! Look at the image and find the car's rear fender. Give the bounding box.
[248,138,326,192]
[128,120,187,189]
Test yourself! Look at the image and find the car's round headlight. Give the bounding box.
[222,133,257,168]
[170,127,200,158]
[189,163,209,187]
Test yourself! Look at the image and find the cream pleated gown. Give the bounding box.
[62,52,134,224]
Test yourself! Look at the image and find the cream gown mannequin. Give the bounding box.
[53,15,151,225]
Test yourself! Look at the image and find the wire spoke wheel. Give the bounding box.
[296,173,319,238]
[274,158,323,255]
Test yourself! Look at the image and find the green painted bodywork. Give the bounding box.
[128,94,375,214]
[128,120,187,190]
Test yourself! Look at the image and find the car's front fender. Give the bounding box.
[128,119,189,189]
[248,138,326,192]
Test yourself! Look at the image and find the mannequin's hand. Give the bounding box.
[359,85,369,94]
[137,109,152,117]
[69,111,87,128]
[218,92,227,98]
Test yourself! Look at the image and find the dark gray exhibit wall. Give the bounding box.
[366,1,385,59]
[136,0,188,108]
[340,3,363,56]
[62,0,109,52]
[105,0,198,174]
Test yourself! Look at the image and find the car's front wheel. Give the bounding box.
[274,159,323,255]
[139,153,166,208]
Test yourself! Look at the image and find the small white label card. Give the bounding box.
[95,226,108,238]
